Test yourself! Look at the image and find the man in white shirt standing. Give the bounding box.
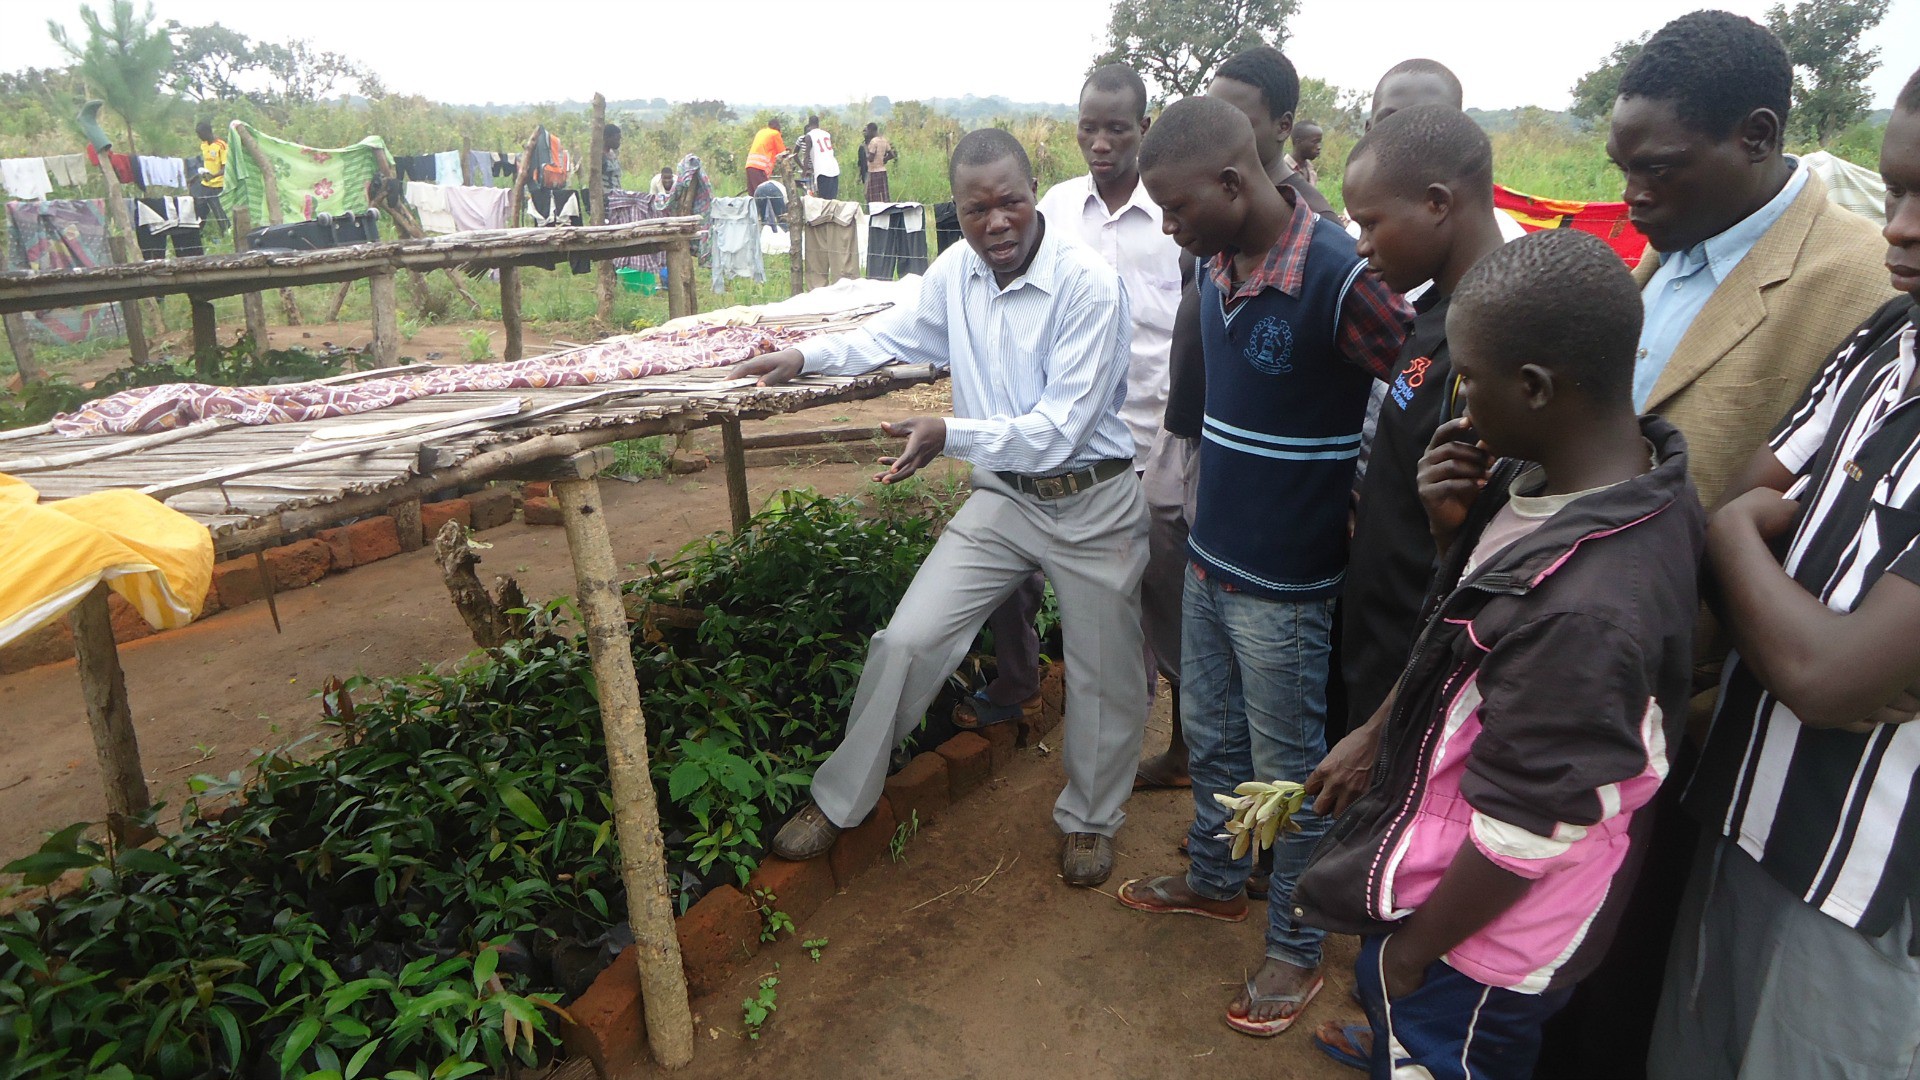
[734,129,1149,888]
[803,115,841,200]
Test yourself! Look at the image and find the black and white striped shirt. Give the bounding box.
[1688,296,1920,942]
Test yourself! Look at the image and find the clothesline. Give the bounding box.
[1,152,199,201]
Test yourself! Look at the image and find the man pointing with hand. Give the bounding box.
[734,127,1149,887]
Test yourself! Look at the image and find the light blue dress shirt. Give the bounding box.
[797,226,1137,475]
[1634,159,1807,411]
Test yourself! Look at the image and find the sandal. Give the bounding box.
[1312,1019,1372,1071]
[1225,972,1324,1037]
[952,690,1037,731]
[1115,875,1247,923]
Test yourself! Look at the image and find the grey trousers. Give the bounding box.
[809,466,1150,836]
[1140,428,1198,685]
[1649,831,1920,1080]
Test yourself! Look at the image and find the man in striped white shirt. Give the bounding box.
[733,128,1149,887]
[1650,79,1920,1080]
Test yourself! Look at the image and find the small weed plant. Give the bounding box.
[889,811,921,864]
[741,968,780,1040]
[803,937,829,962]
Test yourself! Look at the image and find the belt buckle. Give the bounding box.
[1034,475,1067,499]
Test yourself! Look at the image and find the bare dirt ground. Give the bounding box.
[0,383,1353,1079]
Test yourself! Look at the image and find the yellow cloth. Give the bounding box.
[199,137,228,190]
[0,475,213,649]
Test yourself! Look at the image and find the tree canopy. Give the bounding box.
[1766,0,1890,144]
[1568,35,1647,125]
[47,0,175,154]
[1094,0,1299,103]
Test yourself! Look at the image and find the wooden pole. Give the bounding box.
[4,312,43,385]
[460,135,475,186]
[390,496,424,553]
[369,268,398,367]
[500,265,524,361]
[665,239,695,322]
[94,155,150,364]
[506,129,538,231]
[189,294,219,378]
[550,450,694,1070]
[720,415,750,534]
[590,93,614,328]
[230,204,269,355]
[68,584,154,848]
[231,124,302,327]
[782,158,804,298]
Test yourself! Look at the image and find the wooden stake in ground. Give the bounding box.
[500,265,524,361]
[68,584,154,848]
[665,239,695,322]
[782,157,804,298]
[230,201,269,358]
[3,312,43,385]
[231,124,303,327]
[92,153,150,365]
[188,294,218,372]
[720,415,750,534]
[548,449,694,1070]
[590,93,614,328]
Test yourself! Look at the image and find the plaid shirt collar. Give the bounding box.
[1207,184,1312,302]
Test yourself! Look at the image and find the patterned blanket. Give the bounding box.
[1493,184,1649,267]
[52,322,820,437]
[223,124,387,224]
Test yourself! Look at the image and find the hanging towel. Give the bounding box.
[84,145,137,186]
[406,180,456,234]
[136,155,188,189]
[44,154,89,188]
[709,196,764,292]
[433,150,463,186]
[222,125,385,223]
[444,185,512,232]
[1,158,52,200]
[467,150,492,184]
[802,196,862,288]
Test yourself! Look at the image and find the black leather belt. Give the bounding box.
[999,458,1133,499]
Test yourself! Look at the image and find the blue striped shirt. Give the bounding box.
[796,225,1137,475]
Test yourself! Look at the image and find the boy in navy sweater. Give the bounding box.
[1118,94,1410,1037]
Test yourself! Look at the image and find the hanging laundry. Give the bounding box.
[0,158,52,200]
[605,191,671,272]
[528,188,590,273]
[84,144,138,186]
[526,127,573,190]
[466,150,492,185]
[132,197,204,259]
[433,150,463,186]
[44,154,89,188]
[4,199,126,345]
[391,155,432,183]
[222,125,386,224]
[709,196,763,292]
[665,153,713,260]
[491,153,518,179]
[933,201,962,255]
[443,185,512,232]
[802,196,862,289]
[866,202,929,280]
[405,181,456,235]
[136,156,188,189]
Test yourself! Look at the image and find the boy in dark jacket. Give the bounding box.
[1295,229,1706,1080]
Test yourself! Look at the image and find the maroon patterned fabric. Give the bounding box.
[54,323,819,437]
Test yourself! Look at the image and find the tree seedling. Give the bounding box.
[803,937,829,962]
[742,967,780,1040]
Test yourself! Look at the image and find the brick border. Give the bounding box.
[561,662,1064,1075]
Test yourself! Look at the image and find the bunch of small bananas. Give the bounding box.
[1214,780,1308,860]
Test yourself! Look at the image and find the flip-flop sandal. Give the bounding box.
[1115,876,1248,923]
[1311,1019,1372,1071]
[1225,973,1324,1038]
[952,690,1032,730]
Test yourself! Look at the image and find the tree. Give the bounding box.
[1767,0,1890,145]
[169,21,255,102]
[256,39,383,104]
[168,23,382,110]
[47,0,176,155]
[1296,77,1366,135]
[1569,34,1647,125]
[1094,0,1299,103]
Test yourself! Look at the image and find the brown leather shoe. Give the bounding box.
[771,802,842,861]
[1060,832,1115,887]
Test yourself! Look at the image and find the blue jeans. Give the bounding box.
[1181,563,1333,968]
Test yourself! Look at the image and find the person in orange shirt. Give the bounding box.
[746,118,786,196]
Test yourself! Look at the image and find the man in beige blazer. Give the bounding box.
[1609,11,1889,511]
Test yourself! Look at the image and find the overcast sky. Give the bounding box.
[8,0,1917,113]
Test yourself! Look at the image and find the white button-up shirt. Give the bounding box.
[1035,173,1182,463]
[797,225,1136,476]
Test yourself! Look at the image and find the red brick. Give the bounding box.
[0,620,73,674]
[467,486,516,531]
[558,945,646,1080]
[106,592,156,644]
[523,481,552,499]
[982,721,1018,772]
[264,539,331,591]
[522,496,562,526]
[828,796,897,888]
[935,733,991,799]
[746,855,835,928]
[674,884,761,997]
[314,527,354,571]
[420,498,472,538]
[197,583,222,617]
[883,752,949,829]
[345,516,401,564]
[211,558,269,609]
[1022,662,1066,746]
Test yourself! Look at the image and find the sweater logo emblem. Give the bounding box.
[1243,316,1295,375]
